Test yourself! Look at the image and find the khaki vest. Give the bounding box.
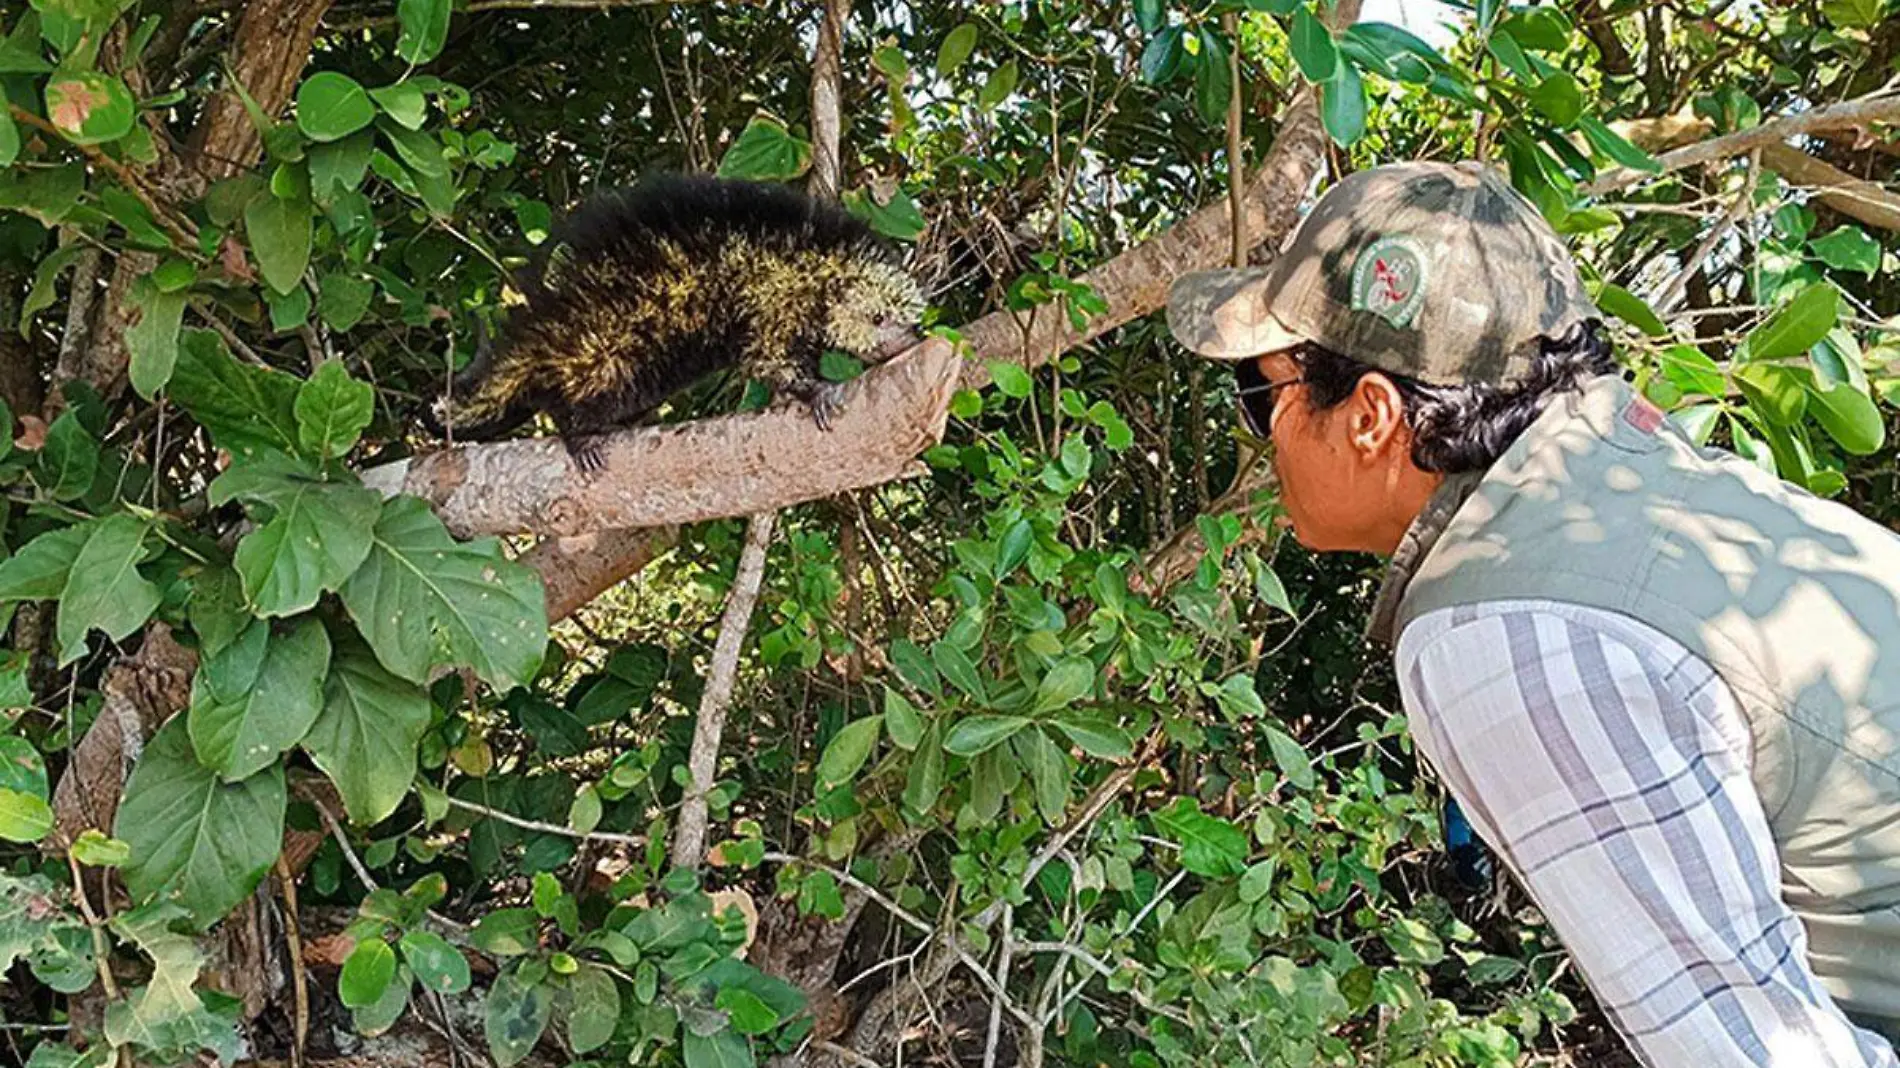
[1384,373,1900,1032]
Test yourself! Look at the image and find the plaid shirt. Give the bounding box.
[1395,599,1900,1067]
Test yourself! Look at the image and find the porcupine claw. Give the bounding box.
[565,435,608,474]
[808,382,846,431]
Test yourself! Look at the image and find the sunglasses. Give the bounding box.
[1233,357,1306,439]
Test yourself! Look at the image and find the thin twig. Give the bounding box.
[275,855,309,1068]
[982,906,1014,1068]
[1653,150,1759,316]
[445,794,644,846]
[9,105,201,255]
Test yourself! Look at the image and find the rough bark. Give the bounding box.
[359,337,960,538]
[522,525,682,622]
[186,0,336,185]
[1757,144,1900,232]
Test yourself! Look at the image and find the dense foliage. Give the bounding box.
[0,0,1896,1065]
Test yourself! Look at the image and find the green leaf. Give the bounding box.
[1579,115,1661,173]
[44,72,135,145]
[244,192,312,295]
[1822,0,1882,28]
[1289,6,1338,83]
[884,688,924,750]
[33,410,98,500]
[943,714,1027,756]
[977,60,1018,111]
[0,736,48,804]
[930,640,987,704]
[400,929,470,994]
[368,81,428,130]
[0,789,52,843]
[309,132,374,204]
[936,23,978,77]
[818,716,882,786]
[1134,0,1164,32]
[1382,916,1444,964]
[125,275,188,399]
[0,107,17,167]
[188,617,330,781]
[1526,72,1583,126]
[296,72,374,141]
[842,186,926,242]
[1594,282,1669,338]
[340,496,548,691]
[1320,61,1366,146]
[1016,728,1069,823]
[1141,25,1186,84]
[1735,363,1808,426]
[717,115,811,182]
[1153,797,1248,877]
[0,524,92,603]
[317,272,375,332]
[485,965,554,1068]
[295,359,374,460]
[0,652,28,710]
[170,330,303,458]
[380,121,449,178]
[1054,716,1133,759]
[56,515,160,666]
[903,723,945,814]
[351,960,411,1035]
[470,908,539,956]
[1194,29,1231,127]
[117,719,286,930]
[987,361,1033,398]
[20,244,83,339]
[71,830,130,867]
[1745,284,1840,362]
[396,0,451,64]
[1265,726,1316,789]
[1032,656,1093,714]
[340,938,397,1008]
[211,454,381,617]
[307,638,432,825]
[684,1028,754,1068]
[715,985,779,1035]
[1810,226,1880,278]
[566,964,620,1052]
[1807,382,1886,456]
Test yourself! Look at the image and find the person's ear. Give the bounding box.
[1348,372,1409,459]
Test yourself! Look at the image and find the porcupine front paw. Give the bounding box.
[806,382,847,431]
[564,435,608,474]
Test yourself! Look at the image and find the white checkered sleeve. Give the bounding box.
[1395,601,1898,1068]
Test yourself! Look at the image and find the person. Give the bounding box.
[1165,159,1900,1067]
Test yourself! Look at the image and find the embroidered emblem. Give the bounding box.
[1623,396,1664,435]
[1350,236,1427,328]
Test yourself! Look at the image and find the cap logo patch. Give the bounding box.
[1350,236,1427,329]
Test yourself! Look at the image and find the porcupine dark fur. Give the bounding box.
[429,173,926,471]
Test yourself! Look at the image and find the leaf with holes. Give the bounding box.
[210,453,380,617]
[340,496,548,691]
[117,719,286,930]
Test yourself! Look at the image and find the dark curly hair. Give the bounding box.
[1289,320,1618,475]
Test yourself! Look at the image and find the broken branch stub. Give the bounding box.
[361,337,959,539]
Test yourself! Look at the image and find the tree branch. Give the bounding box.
[1586,89,1900,196]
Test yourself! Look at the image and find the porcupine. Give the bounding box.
[428,173,927,472]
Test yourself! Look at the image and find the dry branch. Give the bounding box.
[1758,143,1900,232]
[359,338,959,538]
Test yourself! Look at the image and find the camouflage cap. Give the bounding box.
[1166,160,1600,387]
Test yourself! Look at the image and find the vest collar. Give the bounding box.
[1366,469,1484,645]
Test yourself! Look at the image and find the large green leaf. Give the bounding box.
[1193,29,1231,127]
[1152,797,1248,877]
[1807,382,1886,456]
[565,964,620,1053]
[310,132,374,204]
[296,72,375,142]
[125,274,188,399]
[0,523,92,603]
[317,272,374,332]
[1140,26,1186,84]
[340,938,397,1008]
[1289,6,1339,82]
[211,454,380,617]
[0,106,17,167]
[817,716,881,786]
[936,22,977,76]
[1578,115,1661,173]
[56,515,160,665]
[717,115,811,181]
[34,410,98,500]
[1810,226,1880,278]
[399,930,469,994]
[977,59,1018,111]
[1320,61,1366,146]
[169,329,302,459]
[305,638,431,825]
[1527,72,1583,126]
[396,0,451,64]
[683,1029,754,1068]
[117,719,286,930]
[340,496,548,691]
[244,192,312,295]
[187,617,330,781]
[1745,284,1839,362]
[295,359,374,460]
[943,714,1028,756]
